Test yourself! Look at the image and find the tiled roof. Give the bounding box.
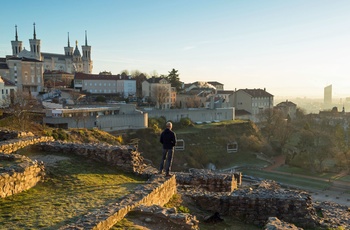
[0,76,16,86]
[207,81,223,86]
[276,100,296,107]
[73,45,81,57]
[217,90,234,94]
[75,72,134,81]
[240,88,273,97]
[146,77,167,83]
[7,57,42,62]
[41,52,68,61]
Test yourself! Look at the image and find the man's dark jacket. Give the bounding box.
[160,128,177,149]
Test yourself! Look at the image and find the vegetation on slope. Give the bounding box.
[125,118,269,171]
[0,151,144,229]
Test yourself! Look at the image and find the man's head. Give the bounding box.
[166,122,172,129]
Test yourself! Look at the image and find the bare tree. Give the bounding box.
[152,85,169,109]
[186,95,201,108]
[72,111,88,128]
[2,90,40,130]
[68,90,85,105]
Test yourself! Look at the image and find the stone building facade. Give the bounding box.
[0,24,93,96]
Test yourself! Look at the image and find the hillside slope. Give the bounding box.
[127,121,268,171]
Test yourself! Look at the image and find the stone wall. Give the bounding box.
[0,129,34,141]
[60,175,179,230]
[0,137,325,229]
[182,181,319,229]
[32,141,199,229]
[176,169,242,192]
[32,141,157,177]
[0,153,45,198]
[0,136,54,154]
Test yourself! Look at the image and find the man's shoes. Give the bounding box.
[165,173,172,177]
[157,171,163,175]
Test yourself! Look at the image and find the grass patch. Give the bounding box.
[242,169,331,190]
[0,151,145,229]
[338,174,350,182]
[111,218,143,230]
[276,165,338,179]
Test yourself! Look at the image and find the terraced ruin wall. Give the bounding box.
[61,176,178,229]
[176,170,241,192]
[0,136,320,229]
[32,141,156,176]
[0,131,52,198]
[0,136,54,154]
[185,187,318,228]
[0,154,45,198]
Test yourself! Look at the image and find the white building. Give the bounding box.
[43,104,147,131]
[9,24,93,74]
[142,77,171,109]
[1,24,93,96]
[234,88,274,122]
[74,72,136,98]
[0,76,16,107]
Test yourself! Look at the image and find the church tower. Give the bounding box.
[11,25,23,56]
[64,32,73,56]
[29,23,41,60]
[73,40,83,72]
[81,30,93,73]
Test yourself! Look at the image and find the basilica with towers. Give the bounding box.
[0,23,93,96]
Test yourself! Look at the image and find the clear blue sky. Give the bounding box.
[1,0,350,98]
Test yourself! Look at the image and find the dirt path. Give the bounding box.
[263,155,286,171]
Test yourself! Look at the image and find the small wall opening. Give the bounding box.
[175,139,185,151]
[227,141,238,153]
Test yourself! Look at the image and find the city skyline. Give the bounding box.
[1,0,350,99]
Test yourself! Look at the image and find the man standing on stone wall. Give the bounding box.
[159,121,177,177]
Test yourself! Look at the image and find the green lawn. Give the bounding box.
[242,169,331,190]
[275,165,338,179]
[0,151,145,229]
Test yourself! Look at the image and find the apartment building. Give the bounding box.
[44,104,147,131]
[142,77,171,109]
[0,76,16,107]
[275,100,297,120]
[234,88,274,122]
[74,72,136,98]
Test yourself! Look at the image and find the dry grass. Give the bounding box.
[0,151,145,229]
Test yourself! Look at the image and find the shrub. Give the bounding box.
[239,134,264,152]
[95,95,106,102]
[179,117,193,127]
[115,135,123,144]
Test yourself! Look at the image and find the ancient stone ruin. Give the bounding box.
[1,130,349,229]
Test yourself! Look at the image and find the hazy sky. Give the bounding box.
[1,0,349,98]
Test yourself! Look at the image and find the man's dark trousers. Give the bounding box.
[159,148,173,174]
